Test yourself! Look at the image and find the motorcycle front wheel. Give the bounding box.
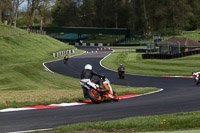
[87,89,102,104]
[113,91,119,102]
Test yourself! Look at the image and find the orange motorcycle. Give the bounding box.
[80,77,119,104]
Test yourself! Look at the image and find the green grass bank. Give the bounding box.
[102,51,200,76]
[36,111,200,133]
[0,23,78,108]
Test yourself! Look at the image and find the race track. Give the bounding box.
[0,47,200,133]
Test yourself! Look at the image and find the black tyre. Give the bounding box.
[113,91,119,102]
[102,97,111,102]
[121,72,125,79]
[87,89,102,104]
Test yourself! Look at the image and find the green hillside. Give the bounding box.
[0,23,79,108]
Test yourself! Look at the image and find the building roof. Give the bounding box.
[158,37,200,47]
[55,33,88,40]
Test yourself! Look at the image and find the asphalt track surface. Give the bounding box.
[1,47,200,133]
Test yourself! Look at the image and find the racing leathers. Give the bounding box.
[81,69,108,98]
[64,55,68,61]
[118,65,125,79]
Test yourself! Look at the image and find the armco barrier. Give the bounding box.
[112,43,146,46]
[52,48,77,57]
[74,42,147,47]
[136,48,158,53]
[75,43,111,47]
[142,50,200,59]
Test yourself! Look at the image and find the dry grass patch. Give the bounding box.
[0,89,83,103]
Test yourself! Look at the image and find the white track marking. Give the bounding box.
[0,103,87,113]
[43,53,84,73]
[119,89,164,100]
[8,128,52,133]
[50,102,87,106]
[0,108,36,112]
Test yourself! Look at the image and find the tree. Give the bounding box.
[0,0,13,24]
[93,0,127,28]
[0,0,6,22]
[79,0,95,27]
[165,0,191,33]
[143,0,149,31]
[38,0,55,31]
[11,0,25,27]
[127,0,136,32]
[50,0,200,34]
[117,2,130,28]
[25,0,41,28]
[52,0,80,26]
[187,0,200,29]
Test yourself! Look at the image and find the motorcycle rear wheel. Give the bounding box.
[87,89,102,104]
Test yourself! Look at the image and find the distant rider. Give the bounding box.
[64,54,69,63]
[81,64,108,98]
[118,64,125,79]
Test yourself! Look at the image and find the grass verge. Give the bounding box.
[102,51,200,76]
[36,111,200,133]
[0,23,27,36]
[0,23,77,109]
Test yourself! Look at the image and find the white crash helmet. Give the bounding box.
[85,64,92,70]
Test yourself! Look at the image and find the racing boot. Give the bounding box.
[84,94,88,98]
[82,87,88,98]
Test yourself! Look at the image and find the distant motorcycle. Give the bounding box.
[80,76,119,104]
[63,56,68,64]
[192,72,200,85]
[118,69,125,79]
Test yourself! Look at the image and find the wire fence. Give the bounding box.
[142,49,200,59]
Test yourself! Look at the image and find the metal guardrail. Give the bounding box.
[73,42,147,47]
[52,48,78,57]
[142,50,200,59]
[74,42,110,47]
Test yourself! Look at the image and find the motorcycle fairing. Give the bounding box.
[192,72,200,80]
[80,79,99,90]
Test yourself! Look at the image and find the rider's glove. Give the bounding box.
[101,75,105,80]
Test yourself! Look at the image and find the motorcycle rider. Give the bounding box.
[118,64,125,79]
[64,54,69,63]
[81,64,108,98]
